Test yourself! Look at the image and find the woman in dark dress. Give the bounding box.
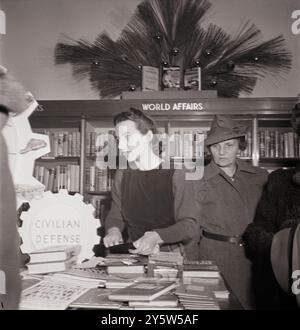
[103,108,200,259]
[244,100,300,309]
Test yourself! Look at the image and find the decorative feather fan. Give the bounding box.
[55,0,292,98]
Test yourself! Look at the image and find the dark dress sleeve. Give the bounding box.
[154,169,201,244]
[104,170,125,233]
[243,171,281,260]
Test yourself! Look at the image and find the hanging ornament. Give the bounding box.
[170,47,180,56]
[137,64,143,70]
[227,60,235,70]
[161,60,169,67]
[153,33,163,42]
[205,49,212,56]
[253,56,260,62]
[194,58,201,67]
[129,84,136,91]
[209,78,218,87]
[92,60,100,66]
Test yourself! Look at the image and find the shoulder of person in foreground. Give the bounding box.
[243,168,286,261]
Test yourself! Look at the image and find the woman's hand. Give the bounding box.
[130,231,163,255]
[103,227,123,247]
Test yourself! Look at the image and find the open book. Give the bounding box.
[19,278,89,310]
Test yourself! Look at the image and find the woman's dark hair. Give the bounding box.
[291,102,300,138]
[113,108,157,135]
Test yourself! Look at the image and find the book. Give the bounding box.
[175,283,220,310]
[28,245,81,263]
[147,252,183,278]
[128,293,178,307]
[161,66,180,90]
[69,288,124,309]
[184,67,201,91]
[20,278,90,310]
[51,267,109,288]
[183,277,229,300]
[108,279,177,302]
[182,260,220,278]
[142,66,160,91]
[103,254,147,275]
[27,256,77,274]
[107,265,145,275]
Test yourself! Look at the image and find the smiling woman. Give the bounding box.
[103,108,200,260]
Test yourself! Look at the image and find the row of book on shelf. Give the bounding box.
[33,165,80,192]
[259,130,300,158]
[85,166,112,192]
[168,129,252,159]
[36,126,300,161]
[20,249,226,310]
[88,197,111,222]
[37,130,81,158]
[39,128,300,162]
[86,130,115,158]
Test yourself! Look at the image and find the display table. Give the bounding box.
[20,271,243,310]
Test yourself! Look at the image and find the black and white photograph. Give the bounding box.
[0,0,300,320]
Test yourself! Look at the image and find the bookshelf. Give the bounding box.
[31,124,82,194]
[29,94,298,224]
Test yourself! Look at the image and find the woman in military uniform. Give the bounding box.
[197,115,268,309]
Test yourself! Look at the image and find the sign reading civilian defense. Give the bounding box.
[19,189,99,262]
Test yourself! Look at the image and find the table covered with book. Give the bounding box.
[20,248,243,310]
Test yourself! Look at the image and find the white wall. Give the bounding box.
[1,0,300,99]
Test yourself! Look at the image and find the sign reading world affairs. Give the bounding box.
[142,102,204,111]
[19,190,99,262]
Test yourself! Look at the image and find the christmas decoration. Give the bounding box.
[55,0,292,98]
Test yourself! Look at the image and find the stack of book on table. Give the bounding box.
[108,278,179,309]
[183,277,229,300]
[50,266,109,288]
[182,260,220,278]
[128,293,182,310]
[105,276,142,289]
[69,288,125,310]
[103,254,147,276]
[175,282,220,310]
[147,251,184,278]
[26,245,81,274]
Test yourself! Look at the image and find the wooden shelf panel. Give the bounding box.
[259,157,300,163]
[86,191,111,196]
[37,157,80,162]
[31,97,297,122]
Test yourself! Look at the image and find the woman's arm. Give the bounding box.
[154,169,202,244]
[104,170,125,233]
